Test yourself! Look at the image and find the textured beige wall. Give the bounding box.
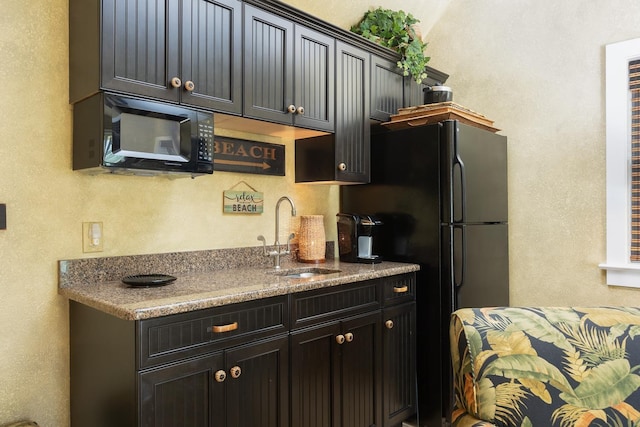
[4,0,640,424]
[284,0,452,37]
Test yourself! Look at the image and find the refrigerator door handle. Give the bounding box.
[453,224,467,295]
[453,153,467,223]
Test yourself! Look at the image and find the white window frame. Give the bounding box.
[599,37,640,287]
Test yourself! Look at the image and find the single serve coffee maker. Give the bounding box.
[336,213,383,263]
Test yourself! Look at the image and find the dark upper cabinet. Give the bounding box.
[243,4,335,132]
[404,79,430,109]
[370,55,405,122]
[70,0,242,113]
[403,65,451,108]
[293,25,335,131]
[335,41,370,183]
[180,0,243,113]
[372,59,452,120]
[295,41,370,184]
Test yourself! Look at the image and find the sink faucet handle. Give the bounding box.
[286,233,295,253]
[257,235,268,256]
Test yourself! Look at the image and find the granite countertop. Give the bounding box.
[58,246,419,321]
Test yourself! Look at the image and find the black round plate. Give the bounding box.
[122,274,177,287]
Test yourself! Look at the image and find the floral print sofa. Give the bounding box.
[450,307,640,427]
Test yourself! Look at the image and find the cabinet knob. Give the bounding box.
[170,77,182,88]
[337,162,347,171]
[344,332,354,342]
[230,366,242,379]
[296,106,305,115]
[287,104,297,114]
[335,334,345,344]
[214,370,227,383]
[385,320,394,329]
[184,80,195,92]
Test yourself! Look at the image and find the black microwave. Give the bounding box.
[73,93,214,176]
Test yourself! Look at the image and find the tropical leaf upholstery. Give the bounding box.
[450,307,640,427]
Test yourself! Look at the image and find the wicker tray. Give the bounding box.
[382,102,500,133]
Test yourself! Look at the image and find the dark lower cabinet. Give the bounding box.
[69,273,416,427]
[224,336,289,427]
[382,302,417,427]
[139,353,219,427]
[290,311,381,427]
[138,335,288,427]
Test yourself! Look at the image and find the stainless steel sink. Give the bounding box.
[271,267,341,278]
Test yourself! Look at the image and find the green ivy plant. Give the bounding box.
[350,7,430,84]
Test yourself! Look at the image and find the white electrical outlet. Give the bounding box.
[82,222,104,253]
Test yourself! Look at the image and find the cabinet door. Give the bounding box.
[290,321,341,427]
[102,0,180,101]
[139,352,223,427]
[243,4,294,124]
[181,0,242,113]
[225,335,289,427]
[382,303,416,427]
[371,55,404,122]
[338,312,381,427]
[403,79,428,108]
[290,312,380,427]
[293,25,335,132]
[335,41,370,183]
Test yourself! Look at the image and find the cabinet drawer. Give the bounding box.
[382,273,416,306]
[290,280,380,330]
[138,296,288,368]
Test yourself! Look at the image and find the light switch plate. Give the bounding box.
[82,222,103,253]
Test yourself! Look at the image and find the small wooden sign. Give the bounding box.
[214,136,285,176]
[223,189,264,214]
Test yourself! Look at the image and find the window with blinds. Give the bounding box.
[601,37,640,286]
[630,59,640,261]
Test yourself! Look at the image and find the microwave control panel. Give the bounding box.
[198,122,214,162]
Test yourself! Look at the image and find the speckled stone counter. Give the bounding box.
[58,245,419,320]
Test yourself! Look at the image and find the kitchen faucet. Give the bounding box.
[258,196,297,269]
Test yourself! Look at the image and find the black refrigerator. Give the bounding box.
[340,120,509,427]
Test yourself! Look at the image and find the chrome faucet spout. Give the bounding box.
[257,196,297,268]
[274,196,296,247]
